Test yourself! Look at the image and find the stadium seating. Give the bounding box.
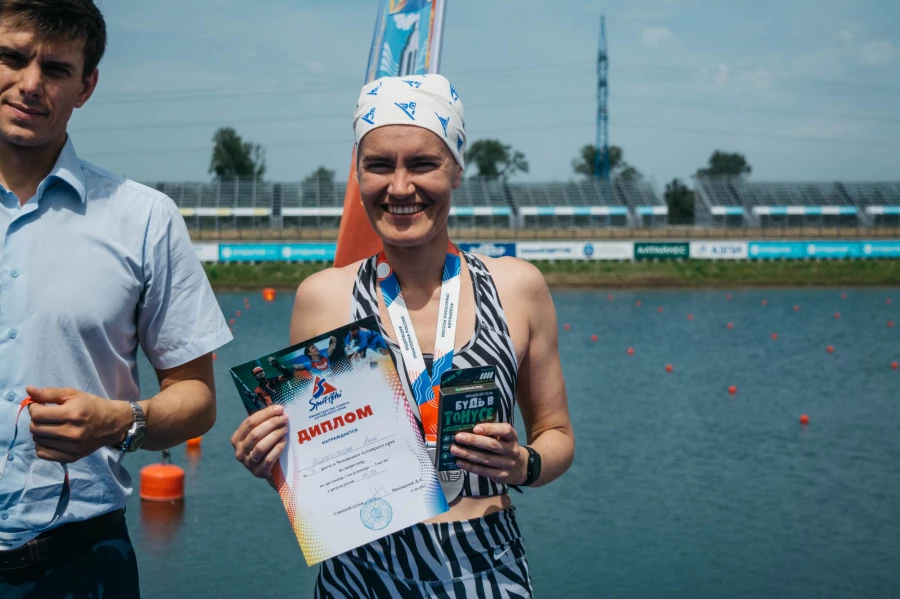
[695,178,900,228]
[148,177,899,232]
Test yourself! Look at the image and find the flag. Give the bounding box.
[334,0,448,267]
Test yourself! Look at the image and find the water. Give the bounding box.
[127,289,900,598]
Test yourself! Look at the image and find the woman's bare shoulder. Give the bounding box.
[291,259,368,341]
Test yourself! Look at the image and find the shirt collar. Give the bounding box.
[37,136,87,204]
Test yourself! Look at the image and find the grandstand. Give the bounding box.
[149,177,900,236]
[695,178,900,228]
[146,177,667,232]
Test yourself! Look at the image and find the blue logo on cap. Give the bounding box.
[367,82,382,96]
[435,113,449,137]
[395,101,417,120]
[361,107,376,125]
[457,133,464,153]
[403,79,422,89]
[450,85,459,101]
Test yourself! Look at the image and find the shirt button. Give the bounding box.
[11,269,19,278]
[5,392,14,402]
[8,329,17,339]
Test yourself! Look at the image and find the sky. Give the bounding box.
[69,0,900,190]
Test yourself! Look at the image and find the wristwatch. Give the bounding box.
[521,446,542,486]
[116,401,147,453]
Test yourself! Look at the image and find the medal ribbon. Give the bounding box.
[377,242,461,445]
[0,397,71,548]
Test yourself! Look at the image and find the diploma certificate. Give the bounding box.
[230,316,449,566]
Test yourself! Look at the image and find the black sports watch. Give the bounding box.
[521,446,542,486]
[116,401,147,453]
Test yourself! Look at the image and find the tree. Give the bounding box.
[465,139,529,180]
[696,150,751,178]
[302,166,336,199]
[665,178,695,225]
[208,127,266,180]
[572,144,641,181]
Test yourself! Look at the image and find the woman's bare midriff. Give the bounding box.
[425,494,512,524]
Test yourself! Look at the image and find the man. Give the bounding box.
[0,1,231,597]
[252,366,292,407]
[344,324,387,360]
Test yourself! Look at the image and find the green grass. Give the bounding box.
[204,260,900,290]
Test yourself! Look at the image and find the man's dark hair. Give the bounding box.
[0,0,107,78]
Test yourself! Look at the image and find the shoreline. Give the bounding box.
[205,260,900,292]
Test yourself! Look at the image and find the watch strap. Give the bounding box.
[522,445,540,486]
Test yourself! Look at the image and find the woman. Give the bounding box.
[231,75,574,598]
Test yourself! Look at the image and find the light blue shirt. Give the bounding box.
[0,137,232,538]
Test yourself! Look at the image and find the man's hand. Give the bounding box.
[27,386,132,463]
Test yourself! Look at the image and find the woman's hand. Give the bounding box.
[451,423,528,486]
[231,405,289,480]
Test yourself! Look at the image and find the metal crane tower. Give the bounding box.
[595,15,609,180]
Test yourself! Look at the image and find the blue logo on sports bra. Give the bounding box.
[395,101,417,120]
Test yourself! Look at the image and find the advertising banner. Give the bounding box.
[690,241,749,260]
[748,242,806,260]
[219,244,336,263]
[861,241,900,258]
[193,244,220,263]
[458,242,516,258]
[634,242,689,260]
[804,242,861,259]
[516,242,587,261]
[584,242,634,261]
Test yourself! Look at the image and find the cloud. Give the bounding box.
[307,61,326,73]
[713,64,730,86]
[743,69,774,92]
[860,40,893,66]
[641,26,672,48]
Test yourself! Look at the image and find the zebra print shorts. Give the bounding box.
[314,507,533,598]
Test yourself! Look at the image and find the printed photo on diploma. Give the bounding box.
[229,315,449,566]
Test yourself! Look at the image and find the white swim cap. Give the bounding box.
[353,74,466,170]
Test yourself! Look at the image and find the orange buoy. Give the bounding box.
[140,463,185,502]
[186,436,202,448]
[728,385,737,395]
[627,347,635,356]
[826,345,835,353]
[635,300,642,307]
[608,294,614,301]
[687,314,694,321]
[799,414,810,425]
[590,334,599,342]
[212,353,217,361]
[891,361,898,370]
[889,321,895,328]
[725,294,732,301]
[794,305,800,312]
[888,298,893,305]
[563,324,571,331]
[834,312,841,320]
[244,297,250,303]
[841,293,847,299]
[727,322,734,329]
[236,310,242,317]
[263,288,277,302]
[658,307,664,313]
[228,318,235,325]
[665,364,674,373]
[761,299,768,306]
[771,333,778,340]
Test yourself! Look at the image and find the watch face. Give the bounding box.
[129,427,148,452]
